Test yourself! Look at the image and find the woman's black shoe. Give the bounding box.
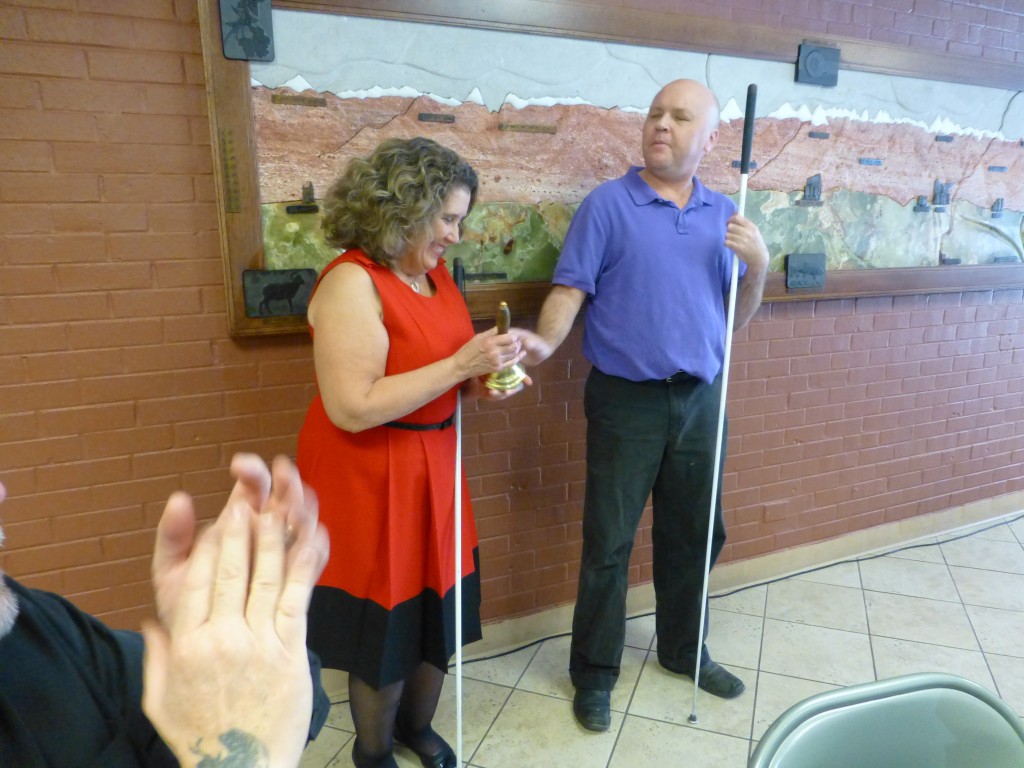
[393,723,457,768]
[351,738,399,768]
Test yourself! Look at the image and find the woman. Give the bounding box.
[297,137,531,768]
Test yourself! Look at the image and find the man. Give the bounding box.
[0,454,331,767]
[524,79,769,731]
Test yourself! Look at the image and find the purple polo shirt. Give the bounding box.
[552,167,744,384]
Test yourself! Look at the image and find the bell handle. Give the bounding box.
[495,301,511,334]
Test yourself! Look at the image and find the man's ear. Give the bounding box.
[704,128,719,155]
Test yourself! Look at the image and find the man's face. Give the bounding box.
[641,79,720,184]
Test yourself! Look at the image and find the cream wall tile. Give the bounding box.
[323,701,353,732]
[792,561,862,588]
[473,689,621,768]
[314,518,1024,767]
[625,613,657,650]
[712,583,767,616]
[986,653,1024,717]
[870,636,996,693]
[611,714,750,768]
[1008,516,1024,544]
[941,537,1024,574]
[629,658,756,738]
[320,668,349,702]
[431,675,514,762]
[951,567,1024,611]
[299,726,350,768]
[865,590,979,650]
[515,634,645,715]
[946,521,1019,543]
[759,619,874,686]
[751,672,836,740]
[462,643,538,688]
[706,606,764,670]
[766,579,868,633]
[965,605,1024,658]
[879,539,944,563]
[859,556,959,601]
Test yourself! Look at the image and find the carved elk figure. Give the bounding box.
[258,271,306,315]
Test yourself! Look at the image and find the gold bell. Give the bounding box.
[485,301,528,391]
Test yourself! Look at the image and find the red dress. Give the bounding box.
[297,250,481,689]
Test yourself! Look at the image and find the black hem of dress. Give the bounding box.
[307,549,483,689]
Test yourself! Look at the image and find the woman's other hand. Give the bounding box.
[453,327,527,380]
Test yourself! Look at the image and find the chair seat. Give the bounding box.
[749,673,1024,768]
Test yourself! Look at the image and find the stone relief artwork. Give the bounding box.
[250,10,1024,284]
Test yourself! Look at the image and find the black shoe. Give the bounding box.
[352,738,399,768]
[572,688,611,732]
[688,661,746,699]
[393,723,457,768]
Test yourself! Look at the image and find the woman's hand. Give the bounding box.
[453,327,527,380]
[462,371,533,400]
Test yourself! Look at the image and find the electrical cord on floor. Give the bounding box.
[711,508,1024,599]
[458,509,1024,667]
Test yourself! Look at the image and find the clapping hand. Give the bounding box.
[143,455,329,768]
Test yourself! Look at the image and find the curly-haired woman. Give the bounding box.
[297,137,536,768]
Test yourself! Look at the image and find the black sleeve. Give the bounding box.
[111,629,179,767]
[2,582,176,768]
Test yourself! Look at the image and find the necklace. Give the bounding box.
[392,265,423,293]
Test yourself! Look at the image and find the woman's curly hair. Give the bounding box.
[321,137,478,266]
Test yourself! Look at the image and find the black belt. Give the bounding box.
[384,412,456,431]
[663,370,698,384]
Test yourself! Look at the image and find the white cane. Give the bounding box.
[452,257,466,766]
[454,390,464,766]
[688,83,757,725]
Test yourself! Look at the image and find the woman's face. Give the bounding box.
[395,186,472,275]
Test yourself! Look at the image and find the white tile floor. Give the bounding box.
[301,513,1024,767]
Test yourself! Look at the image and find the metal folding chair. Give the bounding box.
[749,673,1024,768]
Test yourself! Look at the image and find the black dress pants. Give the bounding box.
[569,367,727,691]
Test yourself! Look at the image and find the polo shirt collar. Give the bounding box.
[625,166,710,210]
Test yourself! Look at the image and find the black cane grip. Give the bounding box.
[453,256,466,302]
[740,84,757,175]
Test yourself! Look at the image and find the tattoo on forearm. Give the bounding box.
[191,729,270,767]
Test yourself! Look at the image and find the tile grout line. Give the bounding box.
[746,583,770,759]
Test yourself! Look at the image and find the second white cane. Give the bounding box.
[688,82,758,725]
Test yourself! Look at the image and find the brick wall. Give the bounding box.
[469,291,1024,622]
[1,0,1023,629]
[650,0,1022,62]
[0,0,317,628]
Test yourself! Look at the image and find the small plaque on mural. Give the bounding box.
[219,0,274,62]
[242,269,316,318]
[785,253,827,291]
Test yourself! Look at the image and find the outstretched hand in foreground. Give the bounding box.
[143,455,329,768]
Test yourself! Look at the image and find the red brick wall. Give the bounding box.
[1,0,1023,629]
[0,0,318,628]
[647,0,1022,62]
[469,291,1024,621]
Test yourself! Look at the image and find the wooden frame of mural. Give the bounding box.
[199,0,1024,336]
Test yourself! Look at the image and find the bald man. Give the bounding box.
[523,79,769,731]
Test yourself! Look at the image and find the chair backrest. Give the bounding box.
[749,673,1024,768]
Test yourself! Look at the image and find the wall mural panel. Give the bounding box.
[251,10,1024,287]
[198,1,1024,334]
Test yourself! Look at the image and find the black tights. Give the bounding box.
[349,662,449,764]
